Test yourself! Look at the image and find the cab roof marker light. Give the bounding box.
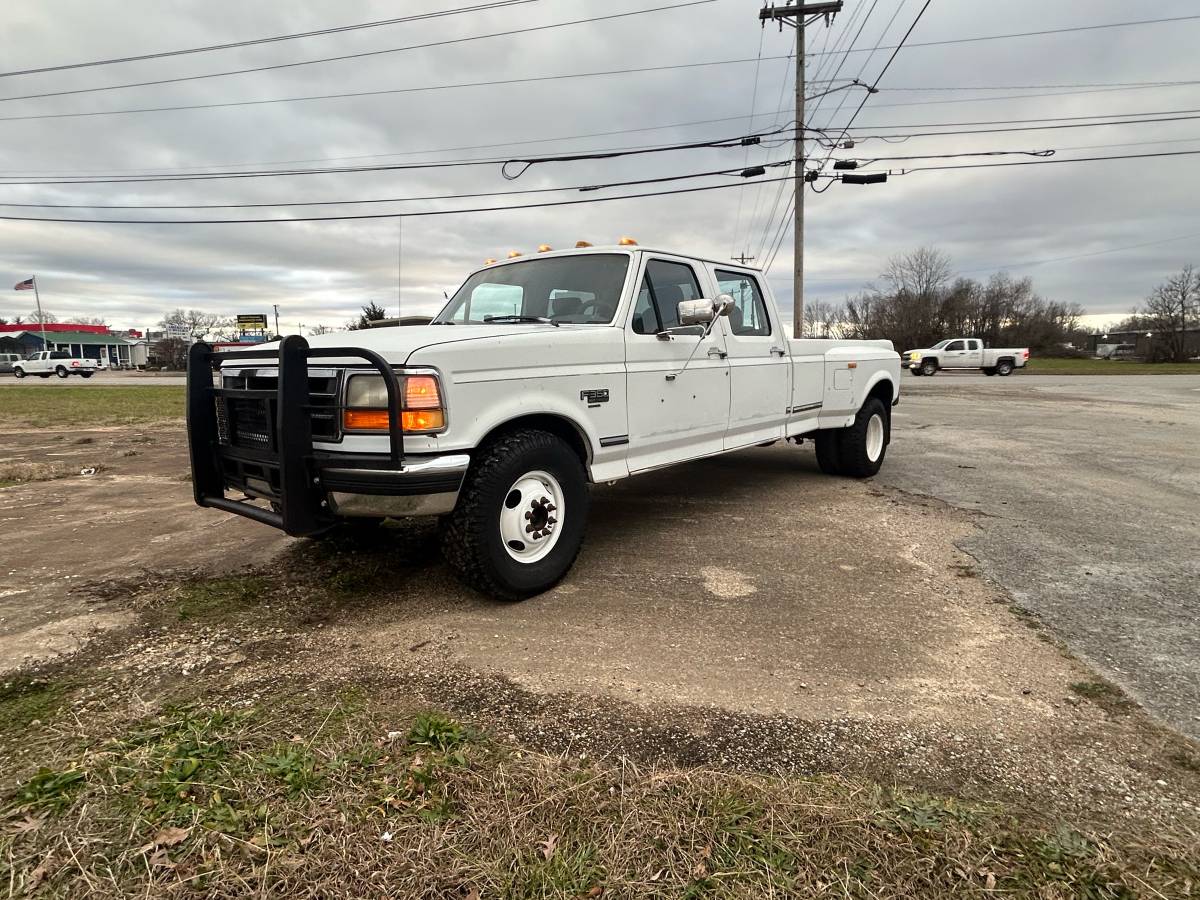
[575,240,593,248]
[484,257,497,265]
[617,236,638,246]
[507,250,522,258]
[537,244,553,252]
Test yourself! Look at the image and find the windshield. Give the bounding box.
[434,253,629,325]
[930,339,952,349]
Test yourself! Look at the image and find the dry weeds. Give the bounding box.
[2,690,1196,898]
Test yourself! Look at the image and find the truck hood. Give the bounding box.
[226,324,571,367]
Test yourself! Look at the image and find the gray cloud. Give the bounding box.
[3,0,1197,332]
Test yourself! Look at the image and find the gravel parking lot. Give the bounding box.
[1,375,1198,829]
[886,373,1200,737]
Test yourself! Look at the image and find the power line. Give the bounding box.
[0,162,792,210]
[0,0,544,79]
[730,26,767,258]
[874,78,1200,92]
[0,54,796,123]
[850,81,1200,110]
[0,173,800,225]
[0,126,789,186]
[897,147,1200,172]
[840,109,1200,139]
[803,13,1200,58]
[0,0,716,104]
[0,110,797,177]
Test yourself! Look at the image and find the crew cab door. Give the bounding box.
[624,256,730,472]
[713,268,790,448]
[962,339,984,367]
[941,339,967,367]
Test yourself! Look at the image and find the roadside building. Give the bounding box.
[0,323,141,367]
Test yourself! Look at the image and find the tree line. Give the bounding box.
[803,248,1199,361]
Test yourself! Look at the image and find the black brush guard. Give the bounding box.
[186,334,404,536]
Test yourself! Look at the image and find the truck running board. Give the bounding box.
[186,334,405,537]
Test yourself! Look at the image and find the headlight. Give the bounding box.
[343,373,446,434]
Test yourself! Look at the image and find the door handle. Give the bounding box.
[707,347,728,359]
[769,346,786,356]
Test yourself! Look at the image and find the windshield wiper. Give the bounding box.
[482,315,559,327]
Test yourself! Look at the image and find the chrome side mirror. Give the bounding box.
[677,298,716,326]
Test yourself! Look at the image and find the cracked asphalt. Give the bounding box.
[882,372,1200,737]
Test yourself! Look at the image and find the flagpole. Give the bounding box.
[32,276,49,351]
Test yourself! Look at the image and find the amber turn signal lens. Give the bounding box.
[343,408,446,432]
[537,244,553,252]
[402,409,445,431]
[617,236,638,246]
[575,240,593,248]
[343,409,392,431]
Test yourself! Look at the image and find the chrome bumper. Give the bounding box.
[325,453,470,518]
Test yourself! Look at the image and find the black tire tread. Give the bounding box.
[814,430,843,475]
[836,397,889,479]
[441,429,586,602]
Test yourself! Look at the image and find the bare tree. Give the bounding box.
[308,324,336,335]
[160,308,235,340]
[1138,265,1200,362]
[28,308,57,324]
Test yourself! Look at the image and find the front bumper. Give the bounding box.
[324,453,469,517]
[186,336,461,536]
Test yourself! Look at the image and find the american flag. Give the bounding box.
[14,277,34,291]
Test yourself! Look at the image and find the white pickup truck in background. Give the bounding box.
[903,338,1029,376]
[188,242,901,599]
[12,350,103,379]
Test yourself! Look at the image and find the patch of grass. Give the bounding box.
[1069,680,1137,716]
[0,385,183,427]
[0,461,79,487]
[171,575,272,621]
[1,695,1195,898]
[1167,749,1200,773]
[10,767,87,813]
[0,676,67,736]
[1026,357,1200,375]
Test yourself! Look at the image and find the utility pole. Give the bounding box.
[732,252,756,265]
[272,303,280,337]
[759,2,843,338]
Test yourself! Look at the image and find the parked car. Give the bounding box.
[0,352,21,374]
[903,338,1029,376]
[187,242,902,600]
[1108,344,1139,360]
[12,350,103,378]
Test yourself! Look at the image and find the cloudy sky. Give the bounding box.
[2,0,1198,333]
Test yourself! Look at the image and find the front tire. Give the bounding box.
[441,429,588,601]
[55,366,68,379]
[836,398,889,478]
[920,360,938,377]
[13,368,25,379]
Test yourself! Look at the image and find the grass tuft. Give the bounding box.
[1069,680,1137,716]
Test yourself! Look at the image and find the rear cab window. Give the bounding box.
[715,269,771,337]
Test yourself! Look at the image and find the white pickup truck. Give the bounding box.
[187,243,900,599]
[903,338,1029,376]
[12,350,103,379]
